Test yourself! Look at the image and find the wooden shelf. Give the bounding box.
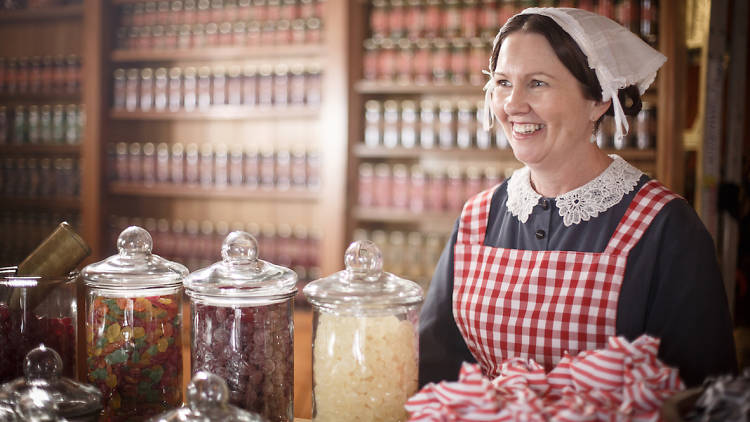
[110,106,320,121]
[0,196,80,210]
[0,92,81,103]
[353,144,657,161]
[0,144,81,155]
[353,206,458,228]
[111,44,327,62]
[110,181,320,201]
[0,4,83,21]
[355,80,484,96]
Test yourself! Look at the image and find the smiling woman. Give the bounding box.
[418,7,737,389]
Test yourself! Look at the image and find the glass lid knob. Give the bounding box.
[221,231,259,264]
[186,371,229,410]
[16,388,57,422]
[23,345,62,382]
[344,240,383,279]
[117,226,153,256]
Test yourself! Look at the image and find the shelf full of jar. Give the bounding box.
[111,62,323,119]
[111,44,326,63]
[0,3,83,21]
[110,182,320,201]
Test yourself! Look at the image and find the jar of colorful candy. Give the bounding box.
[303,240,424,422]
[184,231,297,422]
[81,226,188,421]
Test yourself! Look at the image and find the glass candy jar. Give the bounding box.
[184,231,297,422]
[81,226,188,421]
[0,268,78,384]
[147,371,268,422]
[303,240,424,422]
[0,345,102,421]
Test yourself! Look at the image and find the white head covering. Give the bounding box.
[482,7,666,145]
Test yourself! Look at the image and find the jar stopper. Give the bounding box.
[221,231,258,264]
[344,240,383,279]
[186,371,230,411]
[117,226,153,256]
[23,345,62,383]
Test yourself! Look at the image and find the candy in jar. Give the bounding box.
[81,226,188,422]
[184,231,297,422]
[303,240,424,422]
[147,371,268,422]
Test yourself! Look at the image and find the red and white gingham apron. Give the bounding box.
[453,179,678,377]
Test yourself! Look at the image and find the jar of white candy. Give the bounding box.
[303,240,423,422]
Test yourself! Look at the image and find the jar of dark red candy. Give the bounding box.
[184,231,297,422]
[81,226,188,422]
[0,268,78,384]
[147,371,267,422]
[303,240,424,422]
[0,345,102,421]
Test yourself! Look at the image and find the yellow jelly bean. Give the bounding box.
[106,374,117,388]
[133,327,145,338]
[106,324,121,342]
[158,297,172,305]
[157,337,169,353]
[94,348,102,356]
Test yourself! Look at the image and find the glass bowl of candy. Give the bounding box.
[184,231,297,422]
[303,240,424,422]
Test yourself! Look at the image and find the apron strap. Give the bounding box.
[456,185,499,245]
[604,179,681,256]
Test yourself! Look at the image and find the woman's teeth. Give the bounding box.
[513,123,545,134]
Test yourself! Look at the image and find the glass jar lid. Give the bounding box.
[184,231,297,300]
[303,240,423,312]
[0,346,102,419]
[81,226,188,289]
[147,372,267,422]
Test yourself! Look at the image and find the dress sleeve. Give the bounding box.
[620,199,738,387]
[418,219,476,387]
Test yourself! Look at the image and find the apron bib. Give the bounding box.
[453,179,677,377]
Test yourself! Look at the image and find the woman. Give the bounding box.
[418,8,737,388]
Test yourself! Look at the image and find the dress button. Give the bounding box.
[541,199,550,210]
[535,229,546,239]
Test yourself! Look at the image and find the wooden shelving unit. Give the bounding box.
[110,107,319,121]
[0,144,81,155]
[353,206,457,229]
[0,4,83,21]
[355,80,484,95]
[110,182,320,201]
[112,45,327,62]
[3,197,81,211]
[0,93,81,103]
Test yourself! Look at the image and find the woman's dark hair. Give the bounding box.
[490,14,642,129]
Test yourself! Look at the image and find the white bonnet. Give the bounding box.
[483,7,666,145]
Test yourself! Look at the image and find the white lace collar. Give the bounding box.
[506,155,643,226]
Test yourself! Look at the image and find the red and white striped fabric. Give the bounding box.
[453,179,679,376]
[405,335,685,422]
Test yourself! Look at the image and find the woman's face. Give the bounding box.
[490,32,608,170]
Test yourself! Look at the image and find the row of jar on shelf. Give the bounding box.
[358,161,515,212]
[0,55,81,96]
[0,104,84,145]
[108,142,321,190]
[118,0,325,28]
[107,215,321,277]
[0,157,79,199]
[1,223,425,421]
[351,227,448,291]
[0,0,80,10]
[363,98,657,150]
[0,211,81,267]
[116,18,323,51]
[367,0,658,46]
[362,36,487,86]
[113,64,322,112]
